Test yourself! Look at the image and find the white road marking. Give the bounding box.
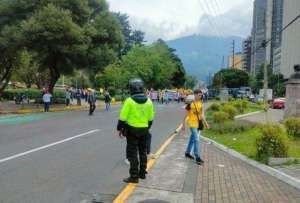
[0,129,100,164]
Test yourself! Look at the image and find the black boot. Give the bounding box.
[139,172,146,179]
[123,177,139,183]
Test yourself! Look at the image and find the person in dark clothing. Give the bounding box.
[117,78,155,183]
[87,88,96,115]
[104,91,111,111]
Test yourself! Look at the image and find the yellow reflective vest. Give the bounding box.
[119,97,154,128]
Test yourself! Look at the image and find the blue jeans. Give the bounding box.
[186,128,201,159]
[105,102,110,111]
[44,102,50,112]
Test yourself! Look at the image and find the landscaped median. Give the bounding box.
[0,101,122,114]
[203,99,300,165]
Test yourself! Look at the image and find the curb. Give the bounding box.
[200,135,300,191]
[0,102,122,115]
[234,111,262,119]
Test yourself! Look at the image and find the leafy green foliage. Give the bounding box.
[96,41,186,91]
[251,64,285,96]
[113,12,144,55]
[208,103,221,111]
[211,120,255,134]
[212,69,250,88]
[212,111,229,124]
[0,0,123,94]
[256,124,289,164]
[222,104,238,120]
[284,118,300,138]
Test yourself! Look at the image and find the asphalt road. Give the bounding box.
[0,102,185,203]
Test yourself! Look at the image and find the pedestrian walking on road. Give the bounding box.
[87,88,96,115]
[104,91,111,111]
[65,88,71,107]
[42,90,52,112]
[117,78,155,183]
[181,89,210,165]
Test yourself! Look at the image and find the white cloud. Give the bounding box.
[107,0,253,42]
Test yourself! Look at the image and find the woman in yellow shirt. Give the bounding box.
[182,89,209,165]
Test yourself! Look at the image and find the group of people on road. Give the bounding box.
[117,78,210,183]
[146,89,189,104]
[41,87,112,114]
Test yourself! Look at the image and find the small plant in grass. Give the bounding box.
[228,96,235,102]
[212,111,229,124]
[241,99,249,109]
[212,111,229,133]
[212,120,255,134]
[208,103,221,111]
[233,100,243,113]
[284,118,300,138]
[256,124,289,164]
[222,104,238,120]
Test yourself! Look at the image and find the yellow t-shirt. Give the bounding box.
[187,101,202,128]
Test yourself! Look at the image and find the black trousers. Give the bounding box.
[146,133,152,155]
[126,127,148,178]
[89,103,96,115]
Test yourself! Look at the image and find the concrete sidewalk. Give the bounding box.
[125,133,300,203]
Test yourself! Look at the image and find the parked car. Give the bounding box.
[271,98,286,109]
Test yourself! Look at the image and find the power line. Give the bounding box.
[201,0,226,37]
[198,0,222,38]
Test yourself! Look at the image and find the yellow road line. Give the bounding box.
[113,123,183,203]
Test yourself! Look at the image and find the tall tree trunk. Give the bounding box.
[48,65,60,94]
[0,61,13,98]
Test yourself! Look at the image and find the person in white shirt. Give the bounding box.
[43,90,52,112]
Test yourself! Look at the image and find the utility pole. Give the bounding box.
[262,40,269,120]
[232,40,235,69]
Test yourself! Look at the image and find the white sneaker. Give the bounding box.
[124,159,130,165]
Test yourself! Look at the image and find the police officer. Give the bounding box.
[117,78,155,183]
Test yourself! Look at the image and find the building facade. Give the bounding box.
[242,37,252,73]
[271,0,283,73]
[251,0,267,75]
[228,53,243,70]
[281,0,300,78]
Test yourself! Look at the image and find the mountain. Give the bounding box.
[167,35,243,83]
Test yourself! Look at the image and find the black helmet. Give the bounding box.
[129,78,144,95]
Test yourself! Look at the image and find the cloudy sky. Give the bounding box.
[107,0,254,42]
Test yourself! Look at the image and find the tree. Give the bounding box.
[0,0,26,96]
[96,42,187,91]
[1,0,123,94]
[251,64,286,96]
[185,75,198,89]
[11,49,39,88]
[212,69,250,88]
[114,12,145,55]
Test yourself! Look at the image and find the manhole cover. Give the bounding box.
[138,200,170,203]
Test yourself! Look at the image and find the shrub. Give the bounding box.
[228,96,235,102]
[212,111,229,124]
[2,89,42,100]
[209,103,221,111]
[284,118,300,138]
[233,100,243,113]
[256,124,289,164]
[241,99,249,109]
[222,104,238,120]
[212,121,255,134]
